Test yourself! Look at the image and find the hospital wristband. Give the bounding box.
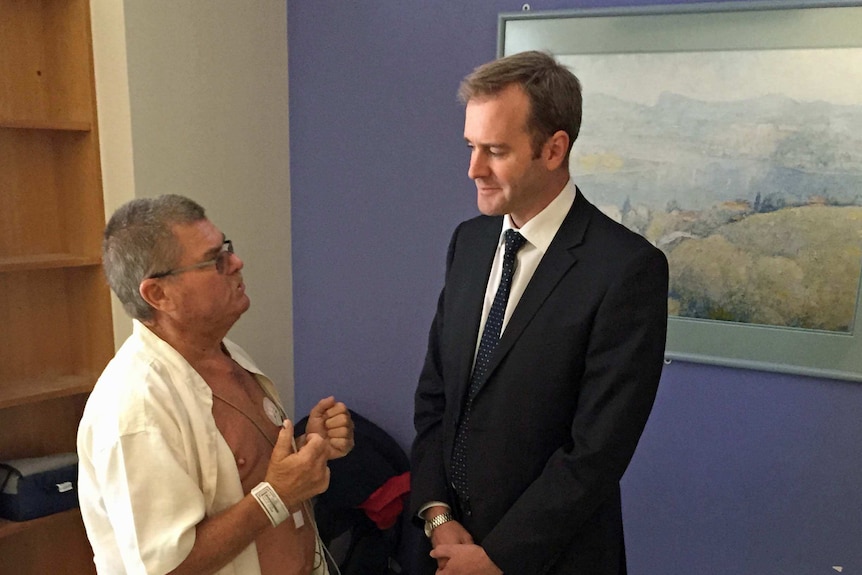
[251,482,290,527]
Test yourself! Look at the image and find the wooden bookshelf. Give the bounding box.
[0,0,112,572]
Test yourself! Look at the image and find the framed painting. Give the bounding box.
[499,1,862,381]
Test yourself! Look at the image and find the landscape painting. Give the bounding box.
[562,48,862,333]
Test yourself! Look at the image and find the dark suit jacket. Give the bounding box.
[411,190,668,574]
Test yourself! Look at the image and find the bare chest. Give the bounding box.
[205,363,282,491]
[201,362,317,573]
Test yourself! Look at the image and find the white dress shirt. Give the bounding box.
[474,179,577,358]
[77,320,282,575]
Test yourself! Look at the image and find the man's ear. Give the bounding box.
[544,130,570,170]
[139,278,173,313]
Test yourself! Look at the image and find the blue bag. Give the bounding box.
[0,452,79,521]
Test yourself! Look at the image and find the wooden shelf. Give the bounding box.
[0,254,102,273]
[0,119,92,131]
[0,374,95,410]
[0,508,82,541]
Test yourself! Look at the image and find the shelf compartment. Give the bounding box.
[0,394,88,460]
[0,128,104,260]
[0,0,95,128]
[0,508,94,573]
[0,507,83,541]
[0,267,114,388]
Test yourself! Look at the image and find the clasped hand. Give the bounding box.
[430,520,502,575]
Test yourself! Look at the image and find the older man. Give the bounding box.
[77,194,353,575]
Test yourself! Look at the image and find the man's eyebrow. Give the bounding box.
[202,237,225,258]
[465,139,509,149]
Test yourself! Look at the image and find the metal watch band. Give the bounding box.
[425,510,455,538]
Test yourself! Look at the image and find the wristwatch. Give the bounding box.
[424,510,455,538]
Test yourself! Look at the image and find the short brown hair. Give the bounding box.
[458,50,582,160]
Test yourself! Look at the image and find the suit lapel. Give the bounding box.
[468,190,593,399]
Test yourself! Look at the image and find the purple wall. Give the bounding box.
[288,1,862,572]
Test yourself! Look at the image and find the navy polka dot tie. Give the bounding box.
[451,229,527,501]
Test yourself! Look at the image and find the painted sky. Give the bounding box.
[560,48,862,107]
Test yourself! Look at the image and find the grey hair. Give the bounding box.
[102,194,207,321]
[458,50,582,161]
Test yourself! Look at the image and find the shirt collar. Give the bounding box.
[502,178,577,254]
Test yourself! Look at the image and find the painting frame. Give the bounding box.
[499,0,862,382]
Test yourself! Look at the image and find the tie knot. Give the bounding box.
[504,230,527,257]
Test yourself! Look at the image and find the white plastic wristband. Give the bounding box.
[251,482,290,527]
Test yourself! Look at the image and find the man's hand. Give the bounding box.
[264,419,330,507]
[425,507,472,571]
[302,396,354,459]
[430,543,502,575]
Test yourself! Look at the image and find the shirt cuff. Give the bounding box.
[417,500,451,520]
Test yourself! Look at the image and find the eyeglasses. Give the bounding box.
[148,239,234,279]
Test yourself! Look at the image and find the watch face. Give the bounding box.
[424,521,433,538]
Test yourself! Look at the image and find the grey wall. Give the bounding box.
[288,1,862,573]
[92,0,295,413]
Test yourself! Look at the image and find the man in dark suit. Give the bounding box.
[410,51,669,574]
